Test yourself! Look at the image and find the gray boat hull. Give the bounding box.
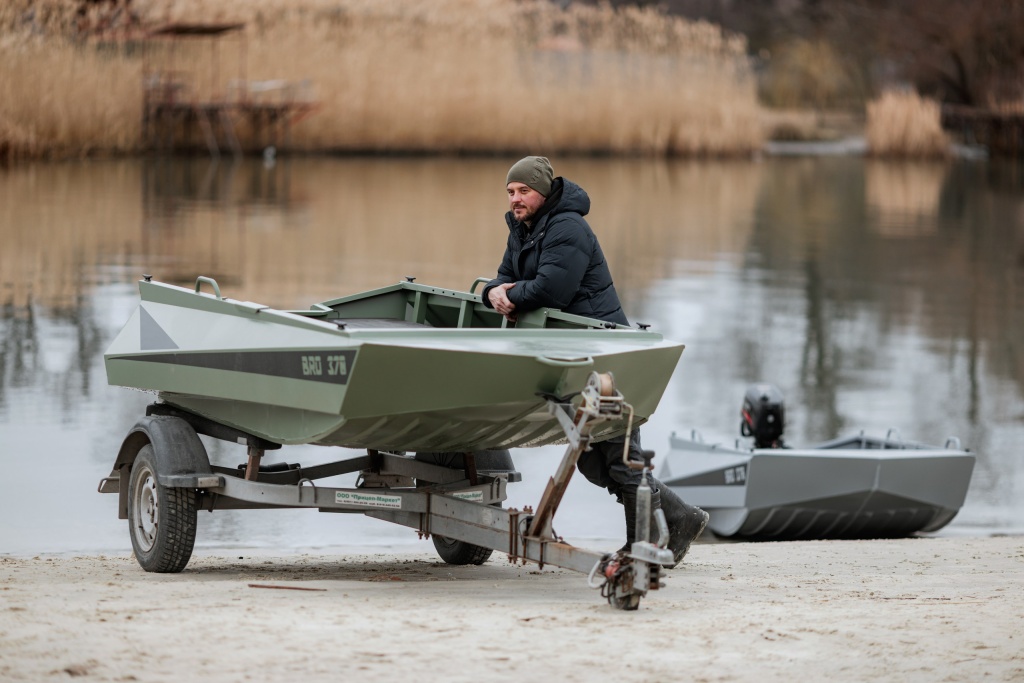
[659,433,975,540]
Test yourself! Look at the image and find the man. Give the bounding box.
[482,156,708,567]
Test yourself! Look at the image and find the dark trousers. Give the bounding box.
[576,428,645,500]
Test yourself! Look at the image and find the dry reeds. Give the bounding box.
[0,115,37,165]
[866,90,950,158]
[242,0,763,155]
[0,0,763,159]
[1,1,141,159]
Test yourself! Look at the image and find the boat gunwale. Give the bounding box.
[667,433,972,458]
[311,280,637,331]
[138,278,668,342]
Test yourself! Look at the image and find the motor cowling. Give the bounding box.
[740,384,785,448]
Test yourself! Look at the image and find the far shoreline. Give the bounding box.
[1,137,990,170]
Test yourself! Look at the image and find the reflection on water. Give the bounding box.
[1,155,1022,555]
[865,161,945,237]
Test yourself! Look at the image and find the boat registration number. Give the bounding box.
[302,354,348,377]
[723,465,747,485]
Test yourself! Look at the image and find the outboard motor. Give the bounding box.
[740,383,785,448]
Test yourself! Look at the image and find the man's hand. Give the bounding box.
[488,282,517,317]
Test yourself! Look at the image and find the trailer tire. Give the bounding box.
[414,450,509,566]
[127,445,197,573]
[612,592,641,611]
[431,535,493,565]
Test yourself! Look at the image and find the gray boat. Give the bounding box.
[658,385,975,540]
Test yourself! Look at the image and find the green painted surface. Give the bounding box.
[104,278,684,449]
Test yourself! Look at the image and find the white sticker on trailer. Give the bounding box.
[452,491,484,502]
[335,491,402,509]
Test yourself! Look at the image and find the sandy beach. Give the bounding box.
[1,535,1021,682]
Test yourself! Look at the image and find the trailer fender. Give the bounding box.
[107,416,213,519]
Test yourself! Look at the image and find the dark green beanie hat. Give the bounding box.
[506,156,553,197]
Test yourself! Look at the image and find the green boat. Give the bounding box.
[104,276,684,451]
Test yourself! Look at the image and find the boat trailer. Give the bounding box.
[99,372,675,610]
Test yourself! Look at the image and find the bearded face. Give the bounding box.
[507,182,546,223]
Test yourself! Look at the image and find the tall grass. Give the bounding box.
[0,115,36,165]
[866,90,950,158]
[1,2,141,162]
[1,0,763,159]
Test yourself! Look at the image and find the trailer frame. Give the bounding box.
[99,373,674,610]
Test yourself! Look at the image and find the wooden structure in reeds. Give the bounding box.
[941,105,1024,157]
[142,23,318,157]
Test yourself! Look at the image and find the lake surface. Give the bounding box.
[1,154,1022,556]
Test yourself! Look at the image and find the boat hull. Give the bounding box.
[155,339,679,449]
[105,280,684,450]
[659,434,975,539]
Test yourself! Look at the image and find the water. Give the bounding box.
[1,155,1022,556]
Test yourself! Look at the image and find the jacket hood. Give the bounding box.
[550,178,590,217]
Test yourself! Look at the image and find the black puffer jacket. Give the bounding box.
[482,178,628,325]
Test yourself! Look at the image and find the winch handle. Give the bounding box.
[195,276,223,299]
[469,277,492,294]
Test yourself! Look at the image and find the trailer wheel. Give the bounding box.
[431,535,493,565]
[611,592,641,611]
[127,444,197,573]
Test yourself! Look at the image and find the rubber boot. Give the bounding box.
[620,483,708,567]
[654,479,709,568]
